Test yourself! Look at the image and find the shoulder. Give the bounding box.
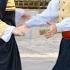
[0,0,7,11]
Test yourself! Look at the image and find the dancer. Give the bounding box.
[0,0,27,70]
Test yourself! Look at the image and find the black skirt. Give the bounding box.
[52,38,70,70]
[0,11,22,70]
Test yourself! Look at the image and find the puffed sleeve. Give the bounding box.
[0,20,15,42]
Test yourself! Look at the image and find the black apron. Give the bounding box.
[0,0,22,70]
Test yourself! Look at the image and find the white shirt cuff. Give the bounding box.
[1,25,15,42]
[56,23,62,32]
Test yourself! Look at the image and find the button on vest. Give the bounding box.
[59,0,70,39]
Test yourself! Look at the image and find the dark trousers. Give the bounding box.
[52,38,70,70]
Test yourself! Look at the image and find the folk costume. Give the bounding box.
[0,0,22,70]
[25,0,70,70]
[53,0,70,70]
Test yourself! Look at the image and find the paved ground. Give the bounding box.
[15,9,62,70]
[16,33,61,70]
[22,58,55,70]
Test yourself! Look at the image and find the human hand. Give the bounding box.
[39,28,49,35]
[44,24,57,38]
[12,25,28,36]
[21,13,31,20]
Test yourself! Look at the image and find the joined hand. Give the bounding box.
[12,25,28,36]
[45,24,57,38]
[40,24,57,38]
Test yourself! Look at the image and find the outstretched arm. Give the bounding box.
[25,0,59,28]
[44,18,70,38]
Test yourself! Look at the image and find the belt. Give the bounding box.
[62,31,70,39]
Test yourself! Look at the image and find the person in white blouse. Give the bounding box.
[24,0,70,70]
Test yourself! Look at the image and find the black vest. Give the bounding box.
[0,0,15,26]
[0,0,8,19]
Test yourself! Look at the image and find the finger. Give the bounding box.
[44,32,52,38]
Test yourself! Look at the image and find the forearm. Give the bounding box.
[25,15,49,28]
[56,18,70,32]
[25,0,59,28]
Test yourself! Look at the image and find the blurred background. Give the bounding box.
[15,0,50,9]
[15,0,62,70]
